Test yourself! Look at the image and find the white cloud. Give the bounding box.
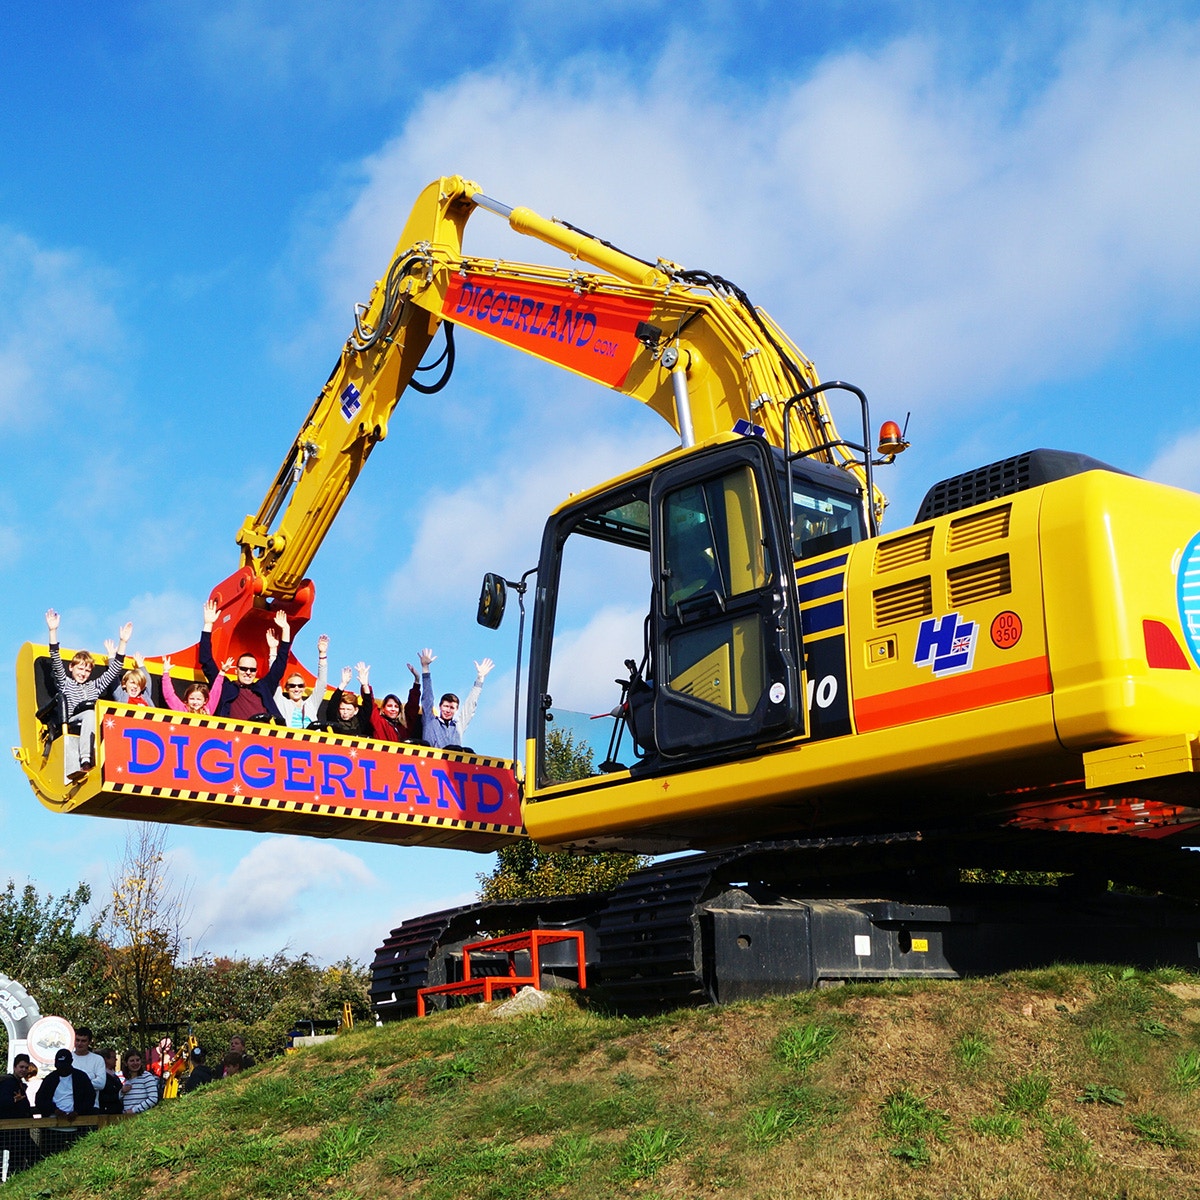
[384,423,670,618]
[0,228,122,424]
[304,13,1200,419]
[1146,429,1200,492]
[546,604,648,717]
[186,836,377,950]
[113,591,201,658]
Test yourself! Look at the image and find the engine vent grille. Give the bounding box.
[948,504,1011,553]
[916,448,1127,522]
[875,528,934,573]
[947,555,1012,607]
[874,577,933,626]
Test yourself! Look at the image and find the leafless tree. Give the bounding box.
[103,824,191,1055]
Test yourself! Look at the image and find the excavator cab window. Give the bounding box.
[790,484,864,559]
[775,451,867,562]
[530,483,654,788]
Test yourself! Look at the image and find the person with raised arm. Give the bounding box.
[419,648,494,750]
[322,662,374,736]
[45,608,132,780]
[267,629,329,729]
[368,662,422,743]
[160,653,230,714]
[198,600,291,723]
[107,650,151,707]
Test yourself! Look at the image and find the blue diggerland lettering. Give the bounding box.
[454,282,597,348]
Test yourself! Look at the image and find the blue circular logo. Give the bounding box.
[1176,532,1200,667]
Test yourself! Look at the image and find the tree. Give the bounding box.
[174,951,372,1060]
[0,880,109,1045]
[102,825,190,1053]
[477,729,649,901]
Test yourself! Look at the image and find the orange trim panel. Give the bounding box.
[854,656,1052,733]
[443,274,655,389]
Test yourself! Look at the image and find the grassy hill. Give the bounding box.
[6,964,1200,1199]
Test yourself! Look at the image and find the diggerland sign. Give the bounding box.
[442,273,655,390]
[99,712,522,829]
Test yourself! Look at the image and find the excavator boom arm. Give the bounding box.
[211,175,878,662]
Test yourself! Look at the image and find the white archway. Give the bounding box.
[0,975,42,1072]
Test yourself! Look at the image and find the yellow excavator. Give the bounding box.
[13,176,1200,1012]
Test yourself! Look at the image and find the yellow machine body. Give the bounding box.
[520,469,1200,851]
[12,177,1200,859]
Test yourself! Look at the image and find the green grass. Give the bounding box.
[953,1030,992,1070]
[1171,1048,1200,1091]
[879,1088,951,1167]
[1037,1113,1094,1173]
[969,1110,1024,1141]
[3,967,1199,1200]
[1130,1112,1193,1150]
[1003,1071,1052,1114]
[1084,1026,1121,1060]
[774,1021,836,1071]
[616,1125,686,1180]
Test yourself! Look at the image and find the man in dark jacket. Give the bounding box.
[198,600,291,723]
[35,1049,95,1119]
[35,1049,96,1156]
[0,1053,37,1172]
[0,1053,34,1117]
[181,1045,216,1092]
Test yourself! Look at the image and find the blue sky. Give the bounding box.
[3,1,1200,968]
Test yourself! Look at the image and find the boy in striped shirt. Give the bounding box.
[45,608,133,782]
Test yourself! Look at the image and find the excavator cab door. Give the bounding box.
[648,439,806,756]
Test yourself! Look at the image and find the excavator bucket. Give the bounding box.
[12,643,524,851]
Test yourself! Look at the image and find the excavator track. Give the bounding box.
[372,828,1200,1019]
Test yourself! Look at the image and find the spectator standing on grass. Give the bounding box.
[0,1054,34,1118]
[0,1053,37,1174]
[181,1046,215,1092]
[72,1027,106,1109]
[97,1049,123,1115]
[120,1051,158,1114]
[36,1048,95,1119]
[419,648,493,750]
[229,1035,255,1069]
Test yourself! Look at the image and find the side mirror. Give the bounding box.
[476,573,507,629]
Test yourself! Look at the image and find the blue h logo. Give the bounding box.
[340,383,362,421]
[914,612,977,676]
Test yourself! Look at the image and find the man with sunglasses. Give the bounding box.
[198,600,292,724]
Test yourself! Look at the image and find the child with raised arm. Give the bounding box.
[45,608,132,781]
[107,649,151,706]
[160,654,230,714]
[322,663,374,736]
[419,648,494,750]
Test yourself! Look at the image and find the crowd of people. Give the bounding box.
[0,1028,256,1176]
[42,604,495,784]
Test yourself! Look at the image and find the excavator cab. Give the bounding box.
[528,436,808,789]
